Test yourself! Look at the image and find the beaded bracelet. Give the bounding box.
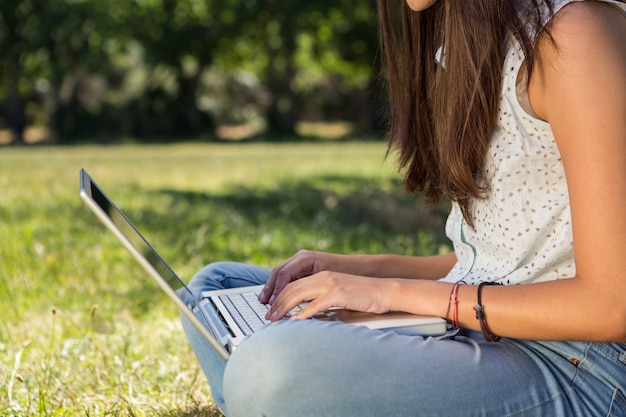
[445,280,465,330]
[473,282,502,342]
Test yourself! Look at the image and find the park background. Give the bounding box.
[1,0,386,144]
[0,1,452,415]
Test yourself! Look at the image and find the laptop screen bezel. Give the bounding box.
[79,169,230,360]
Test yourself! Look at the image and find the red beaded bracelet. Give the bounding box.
[473,282,502,342]
[445,280,465,330]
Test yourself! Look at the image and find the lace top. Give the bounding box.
[441,0,626,285]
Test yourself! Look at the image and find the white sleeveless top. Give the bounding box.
[441,0,626,286]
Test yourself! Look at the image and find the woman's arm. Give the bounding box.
[259,250,457,304]
[334,252,457,280]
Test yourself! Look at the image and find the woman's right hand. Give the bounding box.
[258,250,346,304]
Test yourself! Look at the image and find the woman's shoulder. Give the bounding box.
[541,0,626,76]
[547,0,626,33]
[528,0,626,121]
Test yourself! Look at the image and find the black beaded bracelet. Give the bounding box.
[473,282,502,342]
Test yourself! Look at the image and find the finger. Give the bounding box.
[288,297,335,320]
[258,268,280,304]
[266,278,319,321]
[266,261,315,304]
[258,256,297,303]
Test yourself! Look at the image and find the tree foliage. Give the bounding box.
[0,0,382,142]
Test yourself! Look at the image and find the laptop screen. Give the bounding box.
[83,172,197,304]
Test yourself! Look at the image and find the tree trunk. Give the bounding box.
[7,64,26,144]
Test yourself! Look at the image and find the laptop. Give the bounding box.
[79,169,447,360]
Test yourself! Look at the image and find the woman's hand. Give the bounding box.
[258,250,348,304]
[265,272,393,321]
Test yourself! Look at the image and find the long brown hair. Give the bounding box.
[377,0,550,226]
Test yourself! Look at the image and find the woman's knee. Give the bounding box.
[187,261,270,295]
[222,321,322,416]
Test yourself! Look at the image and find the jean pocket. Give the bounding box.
[607,389,626,417]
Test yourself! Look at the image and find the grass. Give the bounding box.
[0,141,451,416]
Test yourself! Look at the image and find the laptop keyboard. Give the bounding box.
[219,291,303,336]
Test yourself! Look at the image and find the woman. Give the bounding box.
[183,1,626,415]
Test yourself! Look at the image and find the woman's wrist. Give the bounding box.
[380,278,454,318]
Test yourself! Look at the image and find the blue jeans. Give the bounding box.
[182,262,626,417]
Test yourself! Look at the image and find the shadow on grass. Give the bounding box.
[151,174,450,244]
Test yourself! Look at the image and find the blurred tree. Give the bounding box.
[38,0,116,137]
[0,0,38,144]
[214,0,380,135]
[119,0,265,138]
[0,0,123,141]
[0,0,382,142]
[294,0,383,131]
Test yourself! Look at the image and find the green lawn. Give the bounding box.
[0,142,450,416]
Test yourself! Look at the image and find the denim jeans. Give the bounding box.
[182,262,626,417]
